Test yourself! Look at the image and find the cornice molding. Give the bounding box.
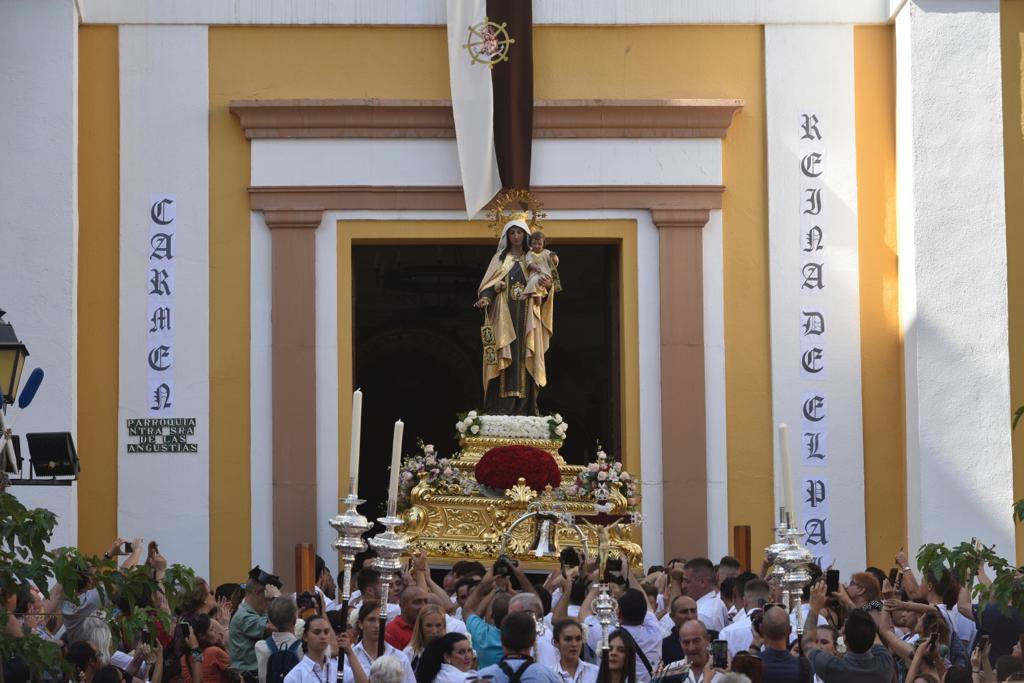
[248,185,724,220]
[230,99,744,140]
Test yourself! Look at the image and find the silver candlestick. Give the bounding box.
[775,525,814,647]
[329,477,371,606]
[369,499,409,657]
[765,508,792,585]
[592,583,617,652]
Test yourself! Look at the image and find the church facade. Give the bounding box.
[2,0,1022,585]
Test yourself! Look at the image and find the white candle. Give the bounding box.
[349,389,363,493]
[387,419,404,508]
[778,423,796,524]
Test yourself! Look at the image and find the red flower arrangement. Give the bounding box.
[475,445,561,492]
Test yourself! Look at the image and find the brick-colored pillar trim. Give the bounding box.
[266,209,323,591]
[651,208,710,562]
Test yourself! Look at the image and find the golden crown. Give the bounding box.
[487,188,547,236]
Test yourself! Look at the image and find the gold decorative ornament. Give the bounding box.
[464,18,515,69]
[488,188,547,236]
[399,476,641,569]
[397,432,642,570]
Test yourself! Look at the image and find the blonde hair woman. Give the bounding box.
[404,604,447,670]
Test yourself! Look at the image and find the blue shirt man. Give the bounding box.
[476,613,562,683]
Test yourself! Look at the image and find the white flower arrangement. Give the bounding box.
[562,444,639,512]
[397,440,474,510]
[455,412,569,441]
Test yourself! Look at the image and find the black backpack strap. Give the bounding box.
[617,629,652,676]
[798,655,812,683]
[498,659,533,683]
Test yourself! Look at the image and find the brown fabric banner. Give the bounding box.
[487,0,533,190]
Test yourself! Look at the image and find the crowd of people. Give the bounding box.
[6,537,1024,683]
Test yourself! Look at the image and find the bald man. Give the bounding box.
[678,620,723,683]
[385,585,428,650]
[759,605,811,682]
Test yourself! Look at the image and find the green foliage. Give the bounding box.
[0,490,196,678]
[917,509,1024,619]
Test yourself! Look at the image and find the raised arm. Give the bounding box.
[464,567,495,617]
[511,561,538,598]
[413,551,453,612]
[552,569,577,623]
[876,605,915,664]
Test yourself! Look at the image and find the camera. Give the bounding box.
[493,555,515,578]
[248,565,283,589]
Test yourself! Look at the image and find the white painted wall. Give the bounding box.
[80,0,889,26]
[117,26,211,576]
[250,211,274,571]
[250,139,721,188]
[765,25,866,572]
[315,216,339,578]
[0,0,79,547]
[895,0,1015,559]
[703,210,729,564]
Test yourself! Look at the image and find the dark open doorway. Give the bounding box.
[352,241,620,513]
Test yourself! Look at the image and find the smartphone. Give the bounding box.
[888,567,899,586]
[712,639,728,669]
[978,635,990,651]
[826,569,840,595]
[140,627,150,644]
[180,622,191,639]
[123,541,133,554]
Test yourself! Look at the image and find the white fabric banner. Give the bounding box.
[766,25,866,573]
[147,194,175,413]
[446,0,502,218]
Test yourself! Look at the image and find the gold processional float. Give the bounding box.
[396,413,643,570]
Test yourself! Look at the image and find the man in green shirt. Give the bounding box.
[229,567,278,680]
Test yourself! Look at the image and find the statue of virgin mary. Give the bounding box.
[474,218,555,415]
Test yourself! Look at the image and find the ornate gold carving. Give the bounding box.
[399,463,642,569]
[505,478,538,503]
[488,189,546,235]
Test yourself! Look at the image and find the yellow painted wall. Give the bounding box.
[1001,0,1024,560]
[853,26,906,568]
[77,26,120,554]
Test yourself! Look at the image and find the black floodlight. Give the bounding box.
[26,432,78,479]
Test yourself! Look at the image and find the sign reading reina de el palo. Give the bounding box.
[126,418,198,453]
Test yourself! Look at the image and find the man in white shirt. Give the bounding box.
[581,588,663,683]
[509,592,559,669]
[255,597,300,683]
[351,568,400,621]
[677,621,723,683]
[717,578,770,658]
[683,558,730,634]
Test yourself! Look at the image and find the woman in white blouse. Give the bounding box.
[284,614,338,683]
[552,619,598,683]
[413,633,476,683]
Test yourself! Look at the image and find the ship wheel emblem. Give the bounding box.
[464,18,515,68]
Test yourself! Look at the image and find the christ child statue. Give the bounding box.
[523,231,560,298]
